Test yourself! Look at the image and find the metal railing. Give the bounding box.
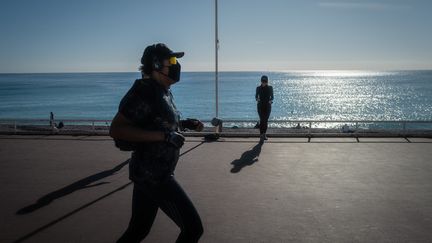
[1,118,432,136]
[0,119,111,134]
[218,119,432,136]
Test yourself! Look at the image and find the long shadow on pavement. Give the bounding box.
[16,159,130,215]
[230,141,263,173]
[13,141,206,243]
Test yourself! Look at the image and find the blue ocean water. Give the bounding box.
[0,71,431,123]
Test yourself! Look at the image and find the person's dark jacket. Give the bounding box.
[255,85,274,104]
[118,78,181,185]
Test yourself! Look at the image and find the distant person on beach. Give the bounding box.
[255,75,273,140]
[50,112,54,127]
[50,112,64,130]
[57,121,64,129]
[342,124,354,133]
[110,43,204,243]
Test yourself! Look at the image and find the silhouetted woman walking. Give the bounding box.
[255,75,273,140]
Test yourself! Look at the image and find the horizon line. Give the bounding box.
[1,68,432,75]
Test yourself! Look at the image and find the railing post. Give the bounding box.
[92,121,95,132]
[402,121,406,136]
[14,121,17,134]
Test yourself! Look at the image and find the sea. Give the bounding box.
[0,71,431,128]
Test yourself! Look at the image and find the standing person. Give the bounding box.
[110,43,204,243]
[50,112,54,127]
[255,75,273,140]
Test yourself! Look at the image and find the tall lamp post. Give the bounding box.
[215,0,219,118]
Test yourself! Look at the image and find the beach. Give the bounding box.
[1,135,432,242]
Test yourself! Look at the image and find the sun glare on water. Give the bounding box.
[294,70,395,77]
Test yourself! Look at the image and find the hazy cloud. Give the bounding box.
[318,1,410,11]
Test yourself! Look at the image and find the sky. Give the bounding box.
[0,0,431,73]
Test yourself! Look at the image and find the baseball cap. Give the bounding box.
[141,43,184,65]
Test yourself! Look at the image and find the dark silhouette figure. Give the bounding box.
[16,159,129,215]
[230,141,263,173]
[49,112,54,126]
[255,75,273,140]
[57,121,64,129]
[112,44,204,243]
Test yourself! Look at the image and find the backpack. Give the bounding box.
[112,78,156,152]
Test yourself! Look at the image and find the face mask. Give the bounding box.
[168,62,181,82]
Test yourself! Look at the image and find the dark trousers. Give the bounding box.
[257,103,271,134]
[117,177,203,243]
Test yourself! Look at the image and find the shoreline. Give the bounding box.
[2,69,432,74]
[1,124,431,138]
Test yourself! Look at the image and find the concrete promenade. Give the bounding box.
[1,135,432,242]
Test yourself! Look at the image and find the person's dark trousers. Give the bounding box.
[257,102,271,134]
[117,177,203,243]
